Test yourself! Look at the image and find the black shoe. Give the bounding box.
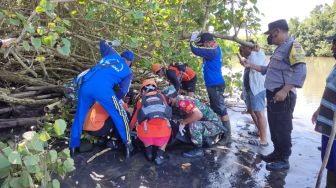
[260,152,281,163]
[266,160,290,171]
[125,143,134,159]
[154,150,168,165]
[145,146,153,161]
[182,148,204,158]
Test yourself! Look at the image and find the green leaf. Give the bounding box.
[53,119,67,136]
[24,24,35,33]
[63,158,75,173]
[2,147,13,157]
[55,26,66,33]
[161,40,169,47]
[62,19,71,27]
[48,150,57,163]
[22,41,30,51]
[23,155,39,166]
[0,153,10,178]
[26,165,41,174]
[8,151,22,165]
[31,37,42,49]
[132,10,144,20]
[35,5,45,13]
[39,131,51,141]
[9,177,21,188]
[52,179,60,188]
[9,18,20,26]
[0,141,7,150]
[96,184,101,188]
[23,131,37,141]
[59,148,71,158]
[29,137,44,152]
[20,171,34,187]
[37,27,46,35]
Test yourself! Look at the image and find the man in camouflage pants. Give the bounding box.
[162,86,225,158]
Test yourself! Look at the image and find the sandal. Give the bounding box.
[248,131,259,137]
[248,139,268,147]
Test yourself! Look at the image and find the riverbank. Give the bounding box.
[62,103,325,188]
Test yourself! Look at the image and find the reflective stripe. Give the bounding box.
[112,96,131,143]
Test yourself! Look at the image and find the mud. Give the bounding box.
[62,108,324,188]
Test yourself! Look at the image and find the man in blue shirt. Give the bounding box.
[69,40,134,158]
[190,33,231,145]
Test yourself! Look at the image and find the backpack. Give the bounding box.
[137,92,172,123]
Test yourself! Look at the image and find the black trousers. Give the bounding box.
[206,83,228,117]
[266,88,296,160]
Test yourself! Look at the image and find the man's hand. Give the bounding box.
[273,85,293,102]
[273,89,288,102]
[190,31,199,42]
[242,59,252,68]
[1,38,16,48]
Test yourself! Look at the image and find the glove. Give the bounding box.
[190,31,199,42]
[179,123,186,136]
[106,39,121,47]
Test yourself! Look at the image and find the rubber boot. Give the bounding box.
[217,121,232,145]
[125,143,134,159]
[144,146,153,161]
[182,147,204,158]
[260,151,281,163]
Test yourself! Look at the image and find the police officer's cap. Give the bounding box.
[264,19,289,34]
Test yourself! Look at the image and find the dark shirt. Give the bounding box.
[243,68,250,91]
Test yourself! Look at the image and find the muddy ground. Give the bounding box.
[60,105,325,188]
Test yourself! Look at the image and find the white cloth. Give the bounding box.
[248,50,267,96]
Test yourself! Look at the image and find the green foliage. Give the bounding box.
[289,2,336,56]
[0,119,75,188]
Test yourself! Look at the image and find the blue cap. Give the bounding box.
[121,50,134,62]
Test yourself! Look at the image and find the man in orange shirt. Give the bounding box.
[152,63,197,97]
[130,79,172,165]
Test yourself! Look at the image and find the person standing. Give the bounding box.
[239,42,268,147]
[189,32,231,145]
[243,19,307,171]
[312,34,336,187]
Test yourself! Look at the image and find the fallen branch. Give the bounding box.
[87,148,111,163]
[0,69,51,86]
[44,100,63,112]
[0,117,43,129]
[0,90,57,106]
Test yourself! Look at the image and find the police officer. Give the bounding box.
[243,19,307,171]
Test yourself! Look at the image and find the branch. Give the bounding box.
[0,90,58,106]
[10,51,38,77]
[181,32,255,47]
[202,0,211,31]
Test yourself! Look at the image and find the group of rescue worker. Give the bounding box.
[68,31,232,165]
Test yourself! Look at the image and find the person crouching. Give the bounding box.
[130,79,172,165]
[162,86,226,158]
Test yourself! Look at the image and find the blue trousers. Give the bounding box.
[69,81,131,148]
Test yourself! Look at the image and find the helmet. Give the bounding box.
[151,64,163,74]
[141,79,157,90]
